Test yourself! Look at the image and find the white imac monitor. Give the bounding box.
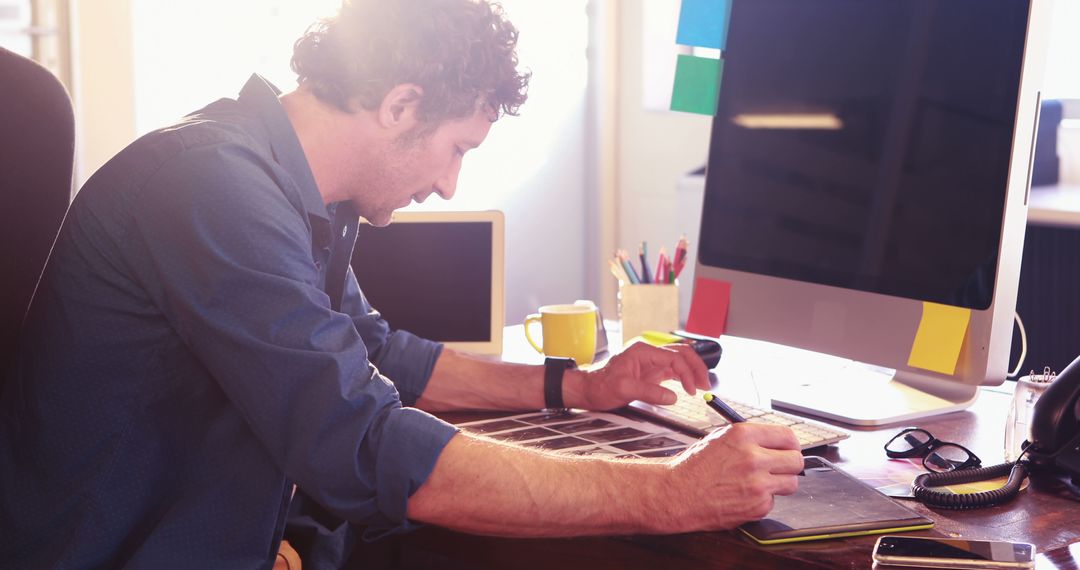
[694,0,1054,426]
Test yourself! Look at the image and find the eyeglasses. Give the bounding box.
[884,428,982,473]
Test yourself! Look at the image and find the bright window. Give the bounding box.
[130,0,341,134]
[1044,0,1080,100]
[0,0,32,56]
[129,0,589,213]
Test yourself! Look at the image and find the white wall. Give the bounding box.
[615,0,712,325]
[585,0,620,319]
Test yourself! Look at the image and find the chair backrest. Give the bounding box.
[0,47,75,375]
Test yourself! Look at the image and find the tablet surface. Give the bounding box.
[739,456,933,545]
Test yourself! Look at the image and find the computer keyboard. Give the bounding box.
[628,380,850,450]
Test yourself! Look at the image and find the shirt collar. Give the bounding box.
[237,74,330,221]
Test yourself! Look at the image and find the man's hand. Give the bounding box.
[565,341,710,411]
[656,423,804,532]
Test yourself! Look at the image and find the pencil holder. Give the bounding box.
[618,283,679,342]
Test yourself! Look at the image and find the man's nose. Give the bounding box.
[434,170,460,200]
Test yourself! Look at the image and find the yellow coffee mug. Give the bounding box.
[523,304,598,367]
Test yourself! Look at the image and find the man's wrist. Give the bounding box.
[543,357,576,410]
[558,368,589,409]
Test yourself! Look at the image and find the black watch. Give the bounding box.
[543,357,577,411]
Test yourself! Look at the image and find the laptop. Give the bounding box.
[351,210,505,355]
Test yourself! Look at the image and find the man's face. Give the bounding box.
[357,109,493,226]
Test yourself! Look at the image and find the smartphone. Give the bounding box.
[872,536,1035,569]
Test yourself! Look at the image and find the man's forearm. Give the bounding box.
[406,432,674,537]
[416,349,587,412]
[416,342,709,413]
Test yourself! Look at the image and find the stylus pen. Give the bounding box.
[703,392,746,423]
[704,393,806,476]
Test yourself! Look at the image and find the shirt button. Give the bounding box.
[315,261,322,269]
[342,226,348,238]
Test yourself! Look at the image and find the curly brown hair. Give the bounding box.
[291,0,530,123]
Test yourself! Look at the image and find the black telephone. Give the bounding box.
[1026,354,1080,482]
[909,354,1080,509]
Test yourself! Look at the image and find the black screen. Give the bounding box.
[699,0,1030,309]
[351,221,493,342]
[879,536,1032,563]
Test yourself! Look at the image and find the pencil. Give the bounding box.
[609,258,631,284]
[655,249,668,284]
[639,242,652,284]
[618,250,641,284]
[673,236,689,279]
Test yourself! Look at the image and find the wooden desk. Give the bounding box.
[354,329,1080,569]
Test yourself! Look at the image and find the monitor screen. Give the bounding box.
[352,219,494,343]
[699,0,1030,310]
[690,0,1049,425]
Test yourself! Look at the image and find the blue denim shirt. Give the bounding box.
[0,75,458,569]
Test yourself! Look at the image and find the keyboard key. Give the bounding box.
[757,413,797,426]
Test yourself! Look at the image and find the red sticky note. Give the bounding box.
[685,277,731,337]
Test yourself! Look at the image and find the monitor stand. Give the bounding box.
[766,360,979,427]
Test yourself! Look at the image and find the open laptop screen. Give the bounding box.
[351,211,504,354]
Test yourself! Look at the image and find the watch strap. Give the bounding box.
[543,357,576,410]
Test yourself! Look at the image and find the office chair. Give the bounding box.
[0,47,75,377]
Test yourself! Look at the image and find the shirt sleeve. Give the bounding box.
[123,141,458,536]
[339,266,444,407]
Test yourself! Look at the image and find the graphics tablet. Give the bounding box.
[739,456,933,545]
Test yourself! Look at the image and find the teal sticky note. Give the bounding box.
[676,0,730,50]
[670,55,722,116]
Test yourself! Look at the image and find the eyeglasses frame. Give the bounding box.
[883,427,982,472]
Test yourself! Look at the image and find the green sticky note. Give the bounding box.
[670,55,722,116]
[907,302,972,376]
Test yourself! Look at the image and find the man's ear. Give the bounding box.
[377,84,424,132]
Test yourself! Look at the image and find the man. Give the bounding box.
[0,0,803,567]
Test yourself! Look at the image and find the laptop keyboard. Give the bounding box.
[629,380,850,450]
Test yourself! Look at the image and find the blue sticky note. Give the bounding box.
[676,0,730,50]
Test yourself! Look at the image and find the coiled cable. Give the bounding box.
[911,461,1028,509]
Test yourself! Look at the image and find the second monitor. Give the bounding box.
[351,210,505,356]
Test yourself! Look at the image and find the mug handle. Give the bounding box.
[523,313,544,354]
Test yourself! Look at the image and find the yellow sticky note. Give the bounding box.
[907,302,972,375]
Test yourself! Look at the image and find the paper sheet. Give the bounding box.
[457,411,696,459]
